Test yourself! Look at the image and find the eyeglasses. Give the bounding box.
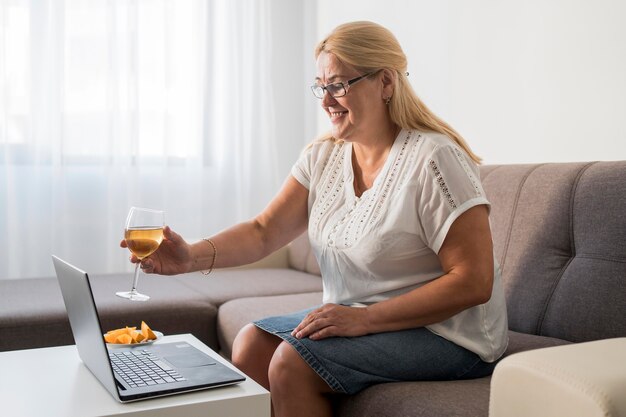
[310,72,374,99]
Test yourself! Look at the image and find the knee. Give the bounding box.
[231,323,265,369]
[268,341,305,392]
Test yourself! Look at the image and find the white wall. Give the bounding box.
[312,0,626,164]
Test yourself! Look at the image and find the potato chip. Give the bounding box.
[104,333,119,344]
[115,334,133,344]
[104,322,157,344]
[106,327,135,338]
[141,321,157,341]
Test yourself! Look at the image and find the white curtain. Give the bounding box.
[0,0,279,279]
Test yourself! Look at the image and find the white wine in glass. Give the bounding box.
[116,207,164,301]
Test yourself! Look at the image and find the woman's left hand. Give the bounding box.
[291,304,371,340]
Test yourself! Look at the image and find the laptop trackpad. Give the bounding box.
[165,352,216,368]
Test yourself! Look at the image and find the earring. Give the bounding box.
[385,97,391,105]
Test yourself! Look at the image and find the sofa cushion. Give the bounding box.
[504,330,571,356]
[0,274,218,351]
[217,292,323,358]
[287,232,321,275]
[480,162,626,342]
[169,268,322,305]
[335,378,492,417]
[481,163,588,336]
[490,338,626,417]
[540,161,626,342]
[0,278,75,351]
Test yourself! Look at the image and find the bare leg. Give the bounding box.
[269,341,334,417]
[232,323,282,391]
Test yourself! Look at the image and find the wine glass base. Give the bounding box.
[116,290,150,302]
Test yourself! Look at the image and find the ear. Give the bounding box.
[379,68,396,101]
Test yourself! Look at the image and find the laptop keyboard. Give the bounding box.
[109,350,187,388]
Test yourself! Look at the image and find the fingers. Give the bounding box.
[163,225,181,243]
[292,305,335,340]
[309,326,336,340]
[293,316,327,339]
[291,308,320,337]
[124,226,189,275]
[139,259,155,274]
[124,226,171,268]
[291,304,370,340]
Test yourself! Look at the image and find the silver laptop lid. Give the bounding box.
[52,255,121,401]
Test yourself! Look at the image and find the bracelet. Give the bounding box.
[201,238,217,276]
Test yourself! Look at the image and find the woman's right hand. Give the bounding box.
[120,225,193,275]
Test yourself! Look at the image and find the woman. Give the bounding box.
[128,21,508,417]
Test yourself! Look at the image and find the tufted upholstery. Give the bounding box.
[481,162,626,342]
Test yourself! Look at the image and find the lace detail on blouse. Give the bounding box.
[453,147,483,197]
[310,142,346,232]
[397,133,421,191]
[370,131,414,224]
[340,130,416,248]
[429,158,457,209]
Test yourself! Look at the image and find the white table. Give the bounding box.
[0,334,270,417]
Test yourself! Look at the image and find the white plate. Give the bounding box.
[105,331,163,348]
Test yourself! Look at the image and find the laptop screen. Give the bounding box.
[52,255,245,403]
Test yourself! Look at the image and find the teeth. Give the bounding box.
[331,112,345,116]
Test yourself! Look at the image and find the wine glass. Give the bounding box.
[116,207,164,301]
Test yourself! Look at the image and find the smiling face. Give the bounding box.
[315,52,390,143]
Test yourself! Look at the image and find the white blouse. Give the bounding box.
[291,129,508,362]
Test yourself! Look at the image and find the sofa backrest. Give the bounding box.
[288,161,626,343]
[288,232,321,276]
[481,161,626,342]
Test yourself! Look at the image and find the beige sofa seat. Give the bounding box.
[217,292,324,358]
[490,338,626,417]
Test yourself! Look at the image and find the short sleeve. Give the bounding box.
[418,144,490,253]
[290,146,313,190]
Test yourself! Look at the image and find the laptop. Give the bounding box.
[52,255,245,403]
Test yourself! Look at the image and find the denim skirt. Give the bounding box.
[254,307,497,395]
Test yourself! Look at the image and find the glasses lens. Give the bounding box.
[326,83,345,98]
[310,83,347,99]
[311,85,324,98]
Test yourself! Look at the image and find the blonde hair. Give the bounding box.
[314,21,481,164]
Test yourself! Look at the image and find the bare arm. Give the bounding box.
[293,204,494,339]
[189,176,310,271]
[133,176,309,275]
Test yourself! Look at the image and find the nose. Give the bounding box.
[321,90,337,107]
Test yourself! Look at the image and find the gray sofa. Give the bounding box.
[1,161,625,417]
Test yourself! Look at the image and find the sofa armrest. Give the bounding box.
[489,337,626,417]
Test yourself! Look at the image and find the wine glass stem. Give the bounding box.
[131,262,141,293]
